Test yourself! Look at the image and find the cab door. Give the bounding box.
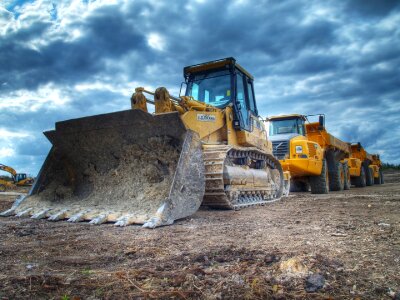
[235,72,251,131]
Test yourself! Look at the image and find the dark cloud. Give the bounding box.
[346,0,400,17]
[0,3,147,91]
[285,53,341,75]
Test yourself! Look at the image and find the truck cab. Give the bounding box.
[268,114,324,192]
[268,115,323,171]
[268,114,307,160]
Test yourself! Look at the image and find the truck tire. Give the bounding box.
[329,161,345,191]
[380,169,384,184]
[310,159,329,194]
[374,170,381,185]
[343,163,351,190]
[303,181,310,192]
[290,180,309,192]
[0,184,5,192]
[365,166,374,186]
[354,166,366,187]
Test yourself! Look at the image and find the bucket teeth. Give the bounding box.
[142,217,161,229]
[31,209,50,219]
[68,211,88,223]
[89,214,107,225]
[1,195,27,217]
[115,215,131,227]
[0,208,16,217]
[143,217,173,228]
[16,208,32,217]
[48,210,67,221]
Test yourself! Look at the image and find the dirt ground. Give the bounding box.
[0,171,399,300]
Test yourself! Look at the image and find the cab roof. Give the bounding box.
[268,114,306,121]
[183,57,254,80]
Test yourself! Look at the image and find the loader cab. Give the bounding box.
[184,57,257,131]
[269,115,306,137]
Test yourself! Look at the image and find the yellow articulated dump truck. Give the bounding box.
[371,154,384,184]
[347,143,384,187]
[1,57,286,228]
[268,114,352,194]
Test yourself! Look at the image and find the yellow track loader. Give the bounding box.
[2,58,286,228]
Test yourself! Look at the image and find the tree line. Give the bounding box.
[382,162,400,170]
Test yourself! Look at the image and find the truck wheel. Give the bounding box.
[374,170,381,185]
[354,166,366,187]
[329,161,344,191]
[0,184,5,192]
[365,166,373,186]
[310,159,329,194]
[302,182,310,192]
[343,163,351,190]
[380,169,384,184]
[289,180,301,192]
[290,180,309,192]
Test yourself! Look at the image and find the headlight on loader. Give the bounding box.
[295,145,303,154]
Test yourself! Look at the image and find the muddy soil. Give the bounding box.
[22,136,182,222]
[0,171,399,299]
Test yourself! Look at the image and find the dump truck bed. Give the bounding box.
[306,123,350,155]
[350,143,374,162]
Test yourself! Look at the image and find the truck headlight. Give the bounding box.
[295,146,303,154]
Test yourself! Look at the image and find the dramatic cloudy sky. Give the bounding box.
[0,0,399,176]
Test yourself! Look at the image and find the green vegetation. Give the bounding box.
[81,268,93,275]
[382,162,400,170]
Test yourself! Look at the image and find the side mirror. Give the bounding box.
[318,115,324,128]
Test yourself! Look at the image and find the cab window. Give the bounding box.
[186,69,232,108]
[246,80,256,114]
[236,72,251,130]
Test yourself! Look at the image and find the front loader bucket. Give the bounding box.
[1,110,205,228]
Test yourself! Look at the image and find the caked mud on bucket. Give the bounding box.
[1,110,205,228]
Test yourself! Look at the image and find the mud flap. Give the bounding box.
[283,171,291,197]
[1,110,205,228]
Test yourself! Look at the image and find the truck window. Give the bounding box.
[269,119,304,136]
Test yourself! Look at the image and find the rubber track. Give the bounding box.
[202,145,282,209]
